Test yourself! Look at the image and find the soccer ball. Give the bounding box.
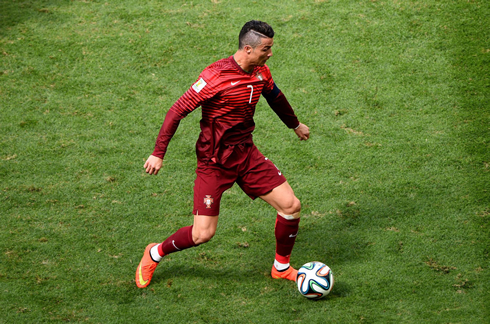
[296,261,334,299]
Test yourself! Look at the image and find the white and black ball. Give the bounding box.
[296,261,334,299]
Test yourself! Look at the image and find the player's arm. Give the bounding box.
[262,83,310,141]
[145,106,187,175]
[146,70,221,175]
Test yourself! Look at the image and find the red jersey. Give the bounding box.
[153,56,299,165]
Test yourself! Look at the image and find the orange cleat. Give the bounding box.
[135,243,159,288]
[271,265,298,281]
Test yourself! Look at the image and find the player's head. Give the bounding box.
[239,20,275,50]
[237,20,274,67]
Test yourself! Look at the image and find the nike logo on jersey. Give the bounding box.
[289,233,298,238]
[231,81,240,86]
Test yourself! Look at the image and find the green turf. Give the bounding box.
[1,0,489,323]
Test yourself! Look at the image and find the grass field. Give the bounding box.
[1,0,489,323]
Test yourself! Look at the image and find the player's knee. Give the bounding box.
[278,196,301,219]
[192,229,215,245]
[288,196,301,215]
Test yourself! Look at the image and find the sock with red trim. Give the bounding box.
[153,226,197,260]
[274,215,300,268]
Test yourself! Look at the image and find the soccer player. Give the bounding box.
[136,20,310,288]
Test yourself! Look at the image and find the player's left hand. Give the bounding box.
[294,123,310,141]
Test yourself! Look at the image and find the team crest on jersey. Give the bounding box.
[192,78,207,93]
[204,195,214,209]
[256,72,263,81]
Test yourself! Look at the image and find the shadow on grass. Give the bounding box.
[138,261,352,300]
[0,0,69,32]
[298,206,372,265]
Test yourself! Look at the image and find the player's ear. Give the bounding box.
[244,45,252,54]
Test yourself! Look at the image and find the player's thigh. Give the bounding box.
[237,147,286,200]
[259,181,301,218]
[193,162,236,217]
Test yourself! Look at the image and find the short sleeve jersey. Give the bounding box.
[153,56,276,163]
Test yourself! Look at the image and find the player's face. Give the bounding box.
[250,37,273,66]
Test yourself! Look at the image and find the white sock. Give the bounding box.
[274,259,290,271]
[150,244,162,262]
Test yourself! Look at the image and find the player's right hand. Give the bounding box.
[144,155,163,175]
[294,123,310,141]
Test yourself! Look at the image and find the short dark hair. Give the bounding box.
[238,20,275,49]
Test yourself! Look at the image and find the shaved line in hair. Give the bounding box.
[239,29,271,50]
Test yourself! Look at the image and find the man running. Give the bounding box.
[136,20,310,288]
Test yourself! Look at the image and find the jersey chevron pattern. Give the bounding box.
[153,56,285,164]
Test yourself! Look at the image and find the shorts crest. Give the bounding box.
[204,195,214,209]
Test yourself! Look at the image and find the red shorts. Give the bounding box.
[193,144,286,216]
